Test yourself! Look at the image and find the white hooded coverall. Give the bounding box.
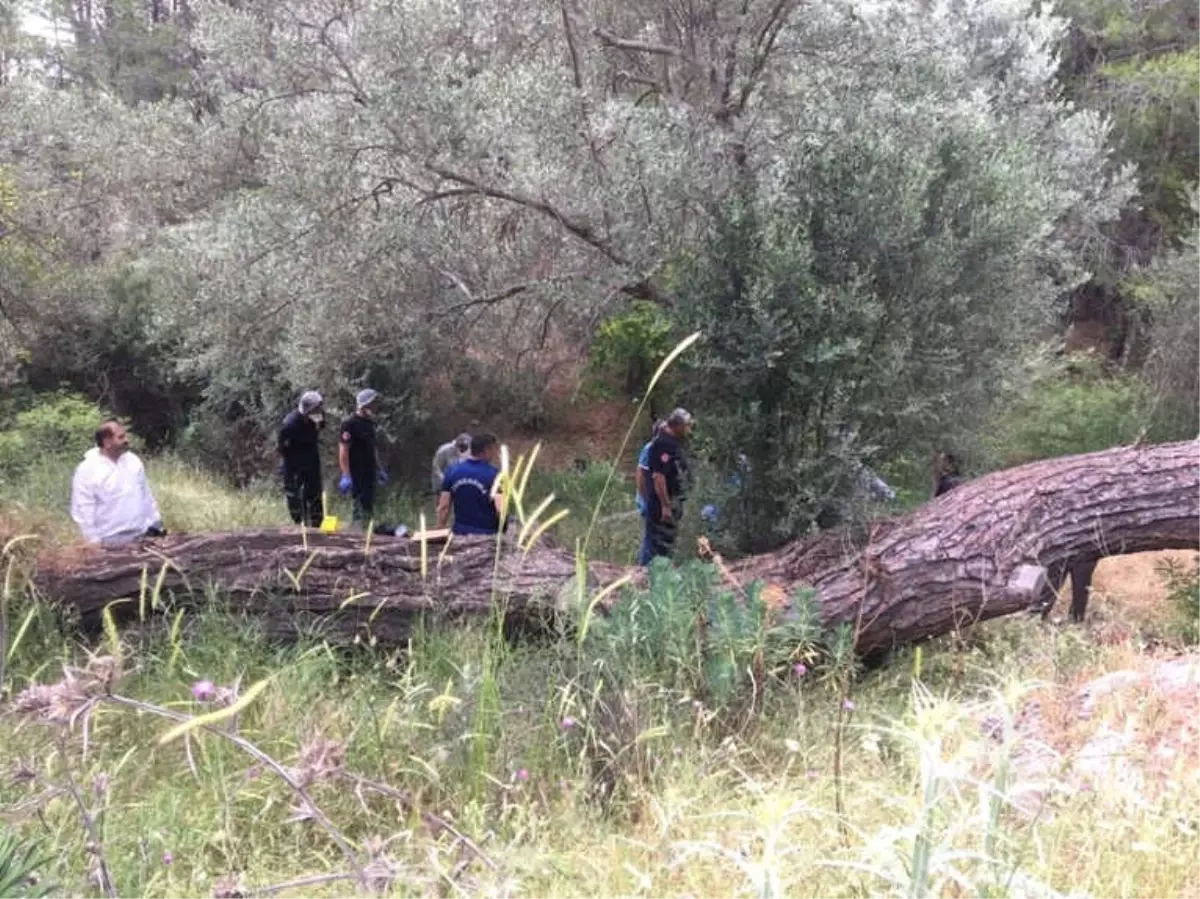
[70,447,163,544]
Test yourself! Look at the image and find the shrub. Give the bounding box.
[586,302,675,404]
[585,561,822,708]
[0,391,112,477]
[987,357,1147,467]
[1158,557,1199,645]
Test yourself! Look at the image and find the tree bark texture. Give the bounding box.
[727,439,1198,654]
[37,441,1199,654]
[39,530,624,645]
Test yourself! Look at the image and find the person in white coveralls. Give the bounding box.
[70,420,165,545]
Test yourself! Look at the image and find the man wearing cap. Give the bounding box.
[640,407,694,565]
[338,389,388,525]
[277,391,326,527]
[432,433,471,495]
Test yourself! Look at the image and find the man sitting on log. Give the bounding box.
[70,420,165,545]
[277,390,326,527]
[640,407,694,565]
[437,433,503,536]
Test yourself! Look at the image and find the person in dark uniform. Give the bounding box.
[640,407,694,565]
[337,388,388,526]
[933,451,964,498]
[436,432,504,536]
[277,390,326,527]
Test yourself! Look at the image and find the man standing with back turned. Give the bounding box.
[437,433,503,536]
[641,408,694,565]
[338,389,388,526]
[71,420,165,545]
[278,390,326,527]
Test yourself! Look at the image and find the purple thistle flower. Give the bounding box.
[191,680,217,702]
[514,768,530,783]
[842,698,856,712]
[793,662,808,677]
[807,769,819,779]
[162,851,173,866]
[560,716,578,731]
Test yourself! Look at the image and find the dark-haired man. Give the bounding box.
[437,433,504,536]
[640,407,693,564]
[70,420,165,544]
[278,390,326,527]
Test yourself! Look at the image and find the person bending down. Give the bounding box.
[437,433,504,536]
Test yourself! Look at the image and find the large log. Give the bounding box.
[37,530,623,645]
[36,441,1199,653]
[729,439,1199,653]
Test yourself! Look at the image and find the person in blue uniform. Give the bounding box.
[436,433,504,536]
[640,407,694,565]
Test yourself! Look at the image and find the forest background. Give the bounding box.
[0,0,1196,556]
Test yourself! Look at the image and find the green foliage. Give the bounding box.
[988,358,1148,466]
[587,302,675,401]
[984,352,1200,465]
[1158,557,1199,645]
[1057,0,1199,250]
[0,830,54,899]
[586,561,823,707]
[0,392,109,477]
[1,0,1136,487]
[1127,219,1200,440]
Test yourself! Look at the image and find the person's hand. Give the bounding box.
[338,473,353,495]
[276,461,286,478]
[660,506,673,523]
[377,468,390,486]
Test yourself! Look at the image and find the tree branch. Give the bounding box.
[425,165,629,267]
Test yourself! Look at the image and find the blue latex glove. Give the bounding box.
[338,473,353,495]
[377,467,390,486]
[276,461,286,477]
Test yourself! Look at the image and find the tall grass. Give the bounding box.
[2,549,1197,898]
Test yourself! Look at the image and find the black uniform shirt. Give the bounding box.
[278,411,322,476]
[647,432,689,504]
[339,415,377,483]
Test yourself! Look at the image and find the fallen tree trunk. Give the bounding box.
[729,439,1199,654]
[37,530,624,645]
[37,441,1199,654]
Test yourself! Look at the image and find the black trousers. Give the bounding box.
[284,471,323,527]
[641,499,683,564]
[351,480,376,525]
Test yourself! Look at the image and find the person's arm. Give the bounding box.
[635,466,646,501]
[338,437,351,476]
[652,472,672,519]
[70,468,98,543]
[492,478,505,518]
[436,491,452,529]
[277,419,291,460]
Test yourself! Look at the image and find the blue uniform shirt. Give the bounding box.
[442,457,501,535]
